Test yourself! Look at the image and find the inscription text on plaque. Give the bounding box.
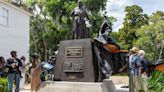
[65,47,83,57]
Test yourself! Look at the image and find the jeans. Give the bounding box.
[8,73,20,92]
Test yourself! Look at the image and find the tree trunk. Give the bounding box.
[43,37,48,61]
[31,31,38,53]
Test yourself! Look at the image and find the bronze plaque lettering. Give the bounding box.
[63,61,84,73]
[65,47,83,57]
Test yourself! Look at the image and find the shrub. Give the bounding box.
[147,70,164,92]
[0,78,8,92]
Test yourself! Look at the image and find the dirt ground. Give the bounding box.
[110,76,129,85]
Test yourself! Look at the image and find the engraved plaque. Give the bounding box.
[63,61,84,72]
[65,47,83,57]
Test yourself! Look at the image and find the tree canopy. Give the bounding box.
[118,5,163,62]
[119,5,149,49]
[134,11,164,62]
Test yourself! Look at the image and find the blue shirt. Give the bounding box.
[129,54,141,76]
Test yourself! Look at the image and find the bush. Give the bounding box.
[147,70,164,92]
[0,78,8,92]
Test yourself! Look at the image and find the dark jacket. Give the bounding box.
[5,58,22,73]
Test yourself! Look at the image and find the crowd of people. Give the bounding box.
[0,51,29,92]
[0,51,43,92]
[0,49,57,92]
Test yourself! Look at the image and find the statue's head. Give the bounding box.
[77,0,83,8]
[101,22,112,34]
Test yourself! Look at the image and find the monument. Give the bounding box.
[37,1,129,92]
[54,0,99,82]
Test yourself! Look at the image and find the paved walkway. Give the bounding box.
[20,84,128,92]
[110,76,129,85]
[20,84,30,92]
[111,76,129,92]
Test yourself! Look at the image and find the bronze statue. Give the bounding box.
[99,14,121,50]
[71,0,91,39]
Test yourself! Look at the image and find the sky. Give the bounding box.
[106,0,164,32]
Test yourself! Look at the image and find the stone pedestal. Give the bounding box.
[54,39,96,82]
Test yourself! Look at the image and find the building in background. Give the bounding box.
[0,0,32,62]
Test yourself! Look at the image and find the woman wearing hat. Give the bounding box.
[129,47,142,92]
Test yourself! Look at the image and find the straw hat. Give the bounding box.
[130,47,139,53]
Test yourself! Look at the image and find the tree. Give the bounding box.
[23,0,64,60]
[134,11,164,62]
[119,5,149,49]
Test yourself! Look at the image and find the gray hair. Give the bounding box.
[138,50,145,56]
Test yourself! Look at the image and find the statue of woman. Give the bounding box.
[71,0,91,39]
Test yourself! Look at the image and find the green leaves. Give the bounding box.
[83,0,107,12]
[146,71,164,92]
[119,5,149,49]
[134,11,164,62]
[118,6,163,62]
[125,5,143,14]
[0,78,8,92]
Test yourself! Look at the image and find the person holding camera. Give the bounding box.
[5,51,22,92]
